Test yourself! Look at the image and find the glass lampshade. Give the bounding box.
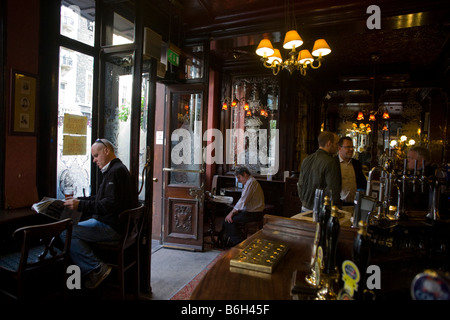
[267,49,283,64]
[283,30,303,49]
[256,39,274,57]
[298,50,314,64]
[312,39,331,57]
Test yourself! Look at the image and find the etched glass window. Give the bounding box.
[103,53,133,169]
[169,92,203,187]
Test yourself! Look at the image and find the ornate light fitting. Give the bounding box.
[355,107,389,121]
[255,1,331,76]
[221,83,269,119]
[256,36,331,76]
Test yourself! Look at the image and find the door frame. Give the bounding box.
[161,83,208,251]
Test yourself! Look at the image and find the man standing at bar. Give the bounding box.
[297,131,341,211]
[336,136,366,206]
[63,138,138,289]
[221,166,265,246]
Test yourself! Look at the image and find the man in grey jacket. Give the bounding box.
[297,131,341,211]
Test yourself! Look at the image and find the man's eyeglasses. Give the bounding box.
[341,146,354,149]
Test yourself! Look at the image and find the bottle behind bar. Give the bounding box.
[325,205,340,274]
[353,220,371,299]
[318,195,332,265]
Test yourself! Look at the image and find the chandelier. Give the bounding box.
[255,1,331,76]
[222,81,270,119]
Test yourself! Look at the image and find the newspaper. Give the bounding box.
[31,197,82,225]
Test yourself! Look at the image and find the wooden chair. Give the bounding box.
[91,204,145,299]
[0,218,73,300]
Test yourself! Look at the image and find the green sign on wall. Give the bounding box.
[168,48,179,66]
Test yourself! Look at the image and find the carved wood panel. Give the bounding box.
[167,198,198,240]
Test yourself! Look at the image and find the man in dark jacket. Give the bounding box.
[336,137,366,206]
[297,131,341,211]
[63,138,138,289]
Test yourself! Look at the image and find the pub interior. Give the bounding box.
[0,0,449,302]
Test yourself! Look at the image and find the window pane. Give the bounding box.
[103,53,133,169]
[57,47,93,199]
[169,92,202,187]
[112,12,134,45]
[184,46,203,80]
[60,0,95,47]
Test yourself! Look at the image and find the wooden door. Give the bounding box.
[162,84,206,251]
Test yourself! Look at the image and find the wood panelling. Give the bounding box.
[3,0,40,209]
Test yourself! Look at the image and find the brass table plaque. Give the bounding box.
[230,239,288,273]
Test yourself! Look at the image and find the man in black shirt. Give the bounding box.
[63,138,138,289]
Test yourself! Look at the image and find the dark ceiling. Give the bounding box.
[164,0,449,78]
[78,0,449,112]
[151,0,450,117]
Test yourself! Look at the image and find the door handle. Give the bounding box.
[189,183,205,208]
[153,178,158,183]
[163,167,204,173]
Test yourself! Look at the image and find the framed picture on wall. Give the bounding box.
[10,70,38,135]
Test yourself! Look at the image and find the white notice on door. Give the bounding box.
[156,131,164,145]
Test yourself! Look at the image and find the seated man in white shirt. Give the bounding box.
[221,166,265,247]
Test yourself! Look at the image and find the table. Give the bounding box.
[203,196,233,247]
[191,215,356,300]
[222,187,242,204]
[0,207,37,225]
[0,207,40,252]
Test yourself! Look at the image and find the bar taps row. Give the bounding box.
[365,158,443,223]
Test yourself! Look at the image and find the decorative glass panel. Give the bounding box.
[103,53,133,169]
[228,76,279,176]
[169,92,203,186]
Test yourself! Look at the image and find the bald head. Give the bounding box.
[92,138,116,170]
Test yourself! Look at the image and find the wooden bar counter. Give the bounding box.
[190,215,356,300]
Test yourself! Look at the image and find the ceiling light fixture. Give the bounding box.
[255,0,331,76]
